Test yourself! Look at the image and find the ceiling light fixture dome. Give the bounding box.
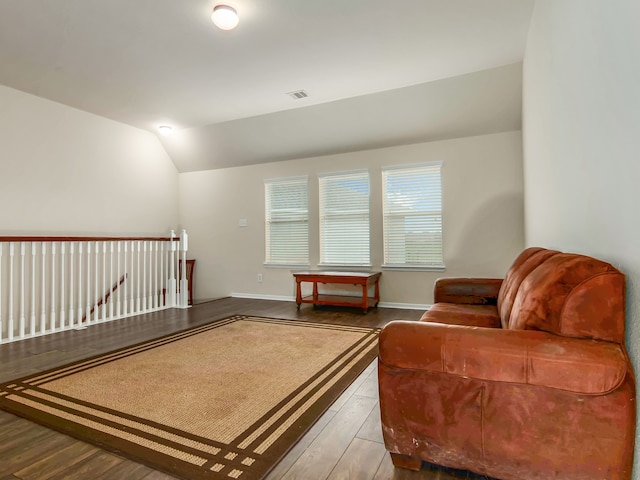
[158,125,173,136]
[211,4,239,30]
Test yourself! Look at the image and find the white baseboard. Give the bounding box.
[230,293,430,311]
[230,293,295,302]
[378,302,431,310]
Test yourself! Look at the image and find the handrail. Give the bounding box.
[0,236,178,242]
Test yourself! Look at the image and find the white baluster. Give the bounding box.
[102,242,107,322]
[116,242,122,318]
[179,230,189,308]
[19,242,26,338]
[30,243,36,335]
[94,241,99,323]
[142,241,147,312]
[8,242,14,340]
[136,241,141,313]
[123,241,128,316]
[50,242,56,331]
[77,243,83,326]
[153,241,159,309]
[40,243,46,333]
[131,241,136,313]
[129,240,137,314]
[69,243,75,327]
[147,241,153,310]
[86,242,92,325]
[59,242,66,329]
[109,242,114,320]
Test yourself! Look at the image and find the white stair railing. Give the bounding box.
[0,230,189,344]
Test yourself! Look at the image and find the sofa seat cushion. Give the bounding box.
[421,303,501,328]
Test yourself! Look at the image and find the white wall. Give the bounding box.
[0,85,179,235]
[179,131,524,305]
[523,0,640,475]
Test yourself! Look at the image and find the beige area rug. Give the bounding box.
[0,315,380,480]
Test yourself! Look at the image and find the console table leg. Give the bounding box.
[362,284,368,313]
[295,280,302,310]
[374,279,380,307]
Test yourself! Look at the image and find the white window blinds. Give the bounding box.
[319,170,370,266]
[264,176,309,265]
[382,162,444,268]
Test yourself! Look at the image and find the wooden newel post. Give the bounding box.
[179,230,189,308]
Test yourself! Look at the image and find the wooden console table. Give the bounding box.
[294,271,381,313]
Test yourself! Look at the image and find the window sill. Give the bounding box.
[381,264,446,272]
[316,264,373,271]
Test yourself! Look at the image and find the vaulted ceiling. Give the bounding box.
[0,0,535,172]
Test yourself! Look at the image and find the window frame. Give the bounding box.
[318,169,371,268]
[264,175,310,267]
[381,161,445,271]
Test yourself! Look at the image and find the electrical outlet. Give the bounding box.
[257,273,263,283]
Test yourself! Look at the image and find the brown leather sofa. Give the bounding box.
[378,247,636,480]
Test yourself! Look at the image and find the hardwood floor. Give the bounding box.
[0,297,484,480]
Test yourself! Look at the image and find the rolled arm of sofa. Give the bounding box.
[379,321,628,395]
[434,278,503,305]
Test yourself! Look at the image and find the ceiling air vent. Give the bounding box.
[287,90,309,100]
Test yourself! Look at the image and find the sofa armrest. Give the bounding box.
[379,321,628,395]
[434,278,503,305]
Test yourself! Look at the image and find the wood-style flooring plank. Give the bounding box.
[139,471,180,480]
[265,409,337,480]
[374,454,431,480]
[329,360,376,412]
[0,431,77,477]
[0,349,98,383]
[0,419,61,458]
[354,366,379,400]
[281,394,378,480]
[94,461,155,480]
[46,451,124,480]
[326,437,387,480]
[13,441,98,480]
[0,412,19,428]
[356,401,385,444]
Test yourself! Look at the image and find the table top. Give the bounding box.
[293,271,381,279]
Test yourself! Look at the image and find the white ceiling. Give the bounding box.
[0,0,535,172]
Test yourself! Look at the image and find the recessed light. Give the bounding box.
[158,125,173,136]
[211,4,239,30]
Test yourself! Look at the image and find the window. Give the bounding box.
[382,162,443,268]
[264,176,309,265]
[318,170,370,266]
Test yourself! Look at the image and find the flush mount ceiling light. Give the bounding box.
[158,125,173,136]
[211,4,239,30]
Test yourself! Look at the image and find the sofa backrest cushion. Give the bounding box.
[497,247,560,328]
[508,253,626,343]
